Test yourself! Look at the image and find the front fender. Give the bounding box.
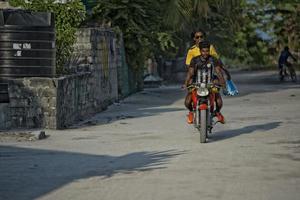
[199,103,208,110]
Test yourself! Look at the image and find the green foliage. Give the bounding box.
[162,0,248,57]
[163,0,284,66]
[89,0,299,67]
[9,0,86,74]
[90,0,299,67]
[236,0,300,65]
[91,0,177,72]
[230,2,271,65]
[266,1,300,51]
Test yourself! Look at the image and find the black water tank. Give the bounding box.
[0,9,56,78]
[0,82,9,103]
[0,9,55,103]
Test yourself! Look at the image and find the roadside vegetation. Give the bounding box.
[9,0,300,73]
[9,0,86,74]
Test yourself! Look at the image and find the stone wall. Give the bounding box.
[63,27,119,126]
[6,78,57,129]
[55,71,118,129]
[0,27,123,130]
[70,28,130,98]
[115,36,131,98]
[0,103,10,129]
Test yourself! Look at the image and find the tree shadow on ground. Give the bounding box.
[0,145,183,200]
[209,121,282,142]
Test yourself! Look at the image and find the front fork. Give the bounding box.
[200,97,213,133]
[192,91,214,132]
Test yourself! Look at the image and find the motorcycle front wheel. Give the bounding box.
[200,109,207,143]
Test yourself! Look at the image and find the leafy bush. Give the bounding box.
[9,0,86,74]
[91,0,177,72]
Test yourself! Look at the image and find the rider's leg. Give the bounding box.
[185,92,193,111]
[185,92,194,124]
[215,93,223,113]
[212,78,223,112]
[211,78,225,123]
[279,63,284,81]
[215,93,225,124]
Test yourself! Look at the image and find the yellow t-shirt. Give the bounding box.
[185,44,219,66]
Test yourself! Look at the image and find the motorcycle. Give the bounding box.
[187,62,220,143]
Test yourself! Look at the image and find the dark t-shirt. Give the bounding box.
[279,50,295,64]
[188,56,222,84]
[189,55,221,77]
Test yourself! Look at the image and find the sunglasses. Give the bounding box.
[195,35,204,39]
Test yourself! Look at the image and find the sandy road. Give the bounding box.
[1,70,300,200]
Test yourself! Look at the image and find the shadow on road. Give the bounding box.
[231,71,300,97]
[71,86,186,129]
[72,71,298,129]
[210,121,282,142]
[0,145,183,200]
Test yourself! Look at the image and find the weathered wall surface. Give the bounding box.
[5,78,57,129]
[0,103,10,129]
[0,27,125,129]
[60,28,120,128]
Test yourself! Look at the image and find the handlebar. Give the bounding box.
[186,83,221,89]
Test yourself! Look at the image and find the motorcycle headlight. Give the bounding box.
[197,87,209,96]
[200,83,206,88]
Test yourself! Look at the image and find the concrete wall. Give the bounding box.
[0,27,123,129]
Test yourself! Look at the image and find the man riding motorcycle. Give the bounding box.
[183,41,227,124]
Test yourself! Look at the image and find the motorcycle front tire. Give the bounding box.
[200,109,207,143]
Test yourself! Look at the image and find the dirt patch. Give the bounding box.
[0,131,36,142]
